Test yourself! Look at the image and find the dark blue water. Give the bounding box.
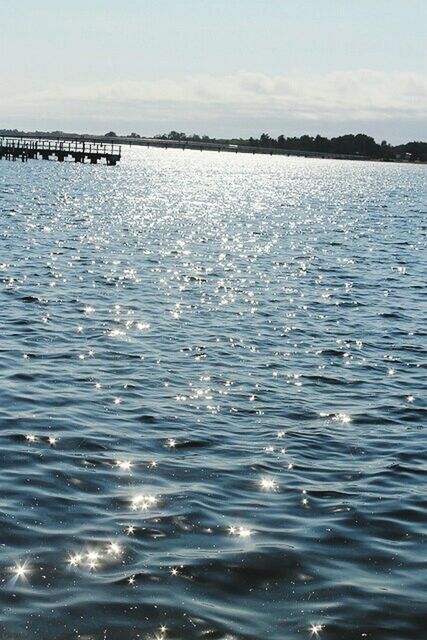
[1,149,426,640]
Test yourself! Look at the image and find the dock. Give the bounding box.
[0,137,121,165]
[85,135,370,161]
[0,133,371,164]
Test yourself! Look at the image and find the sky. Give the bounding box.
[0,0,426,142]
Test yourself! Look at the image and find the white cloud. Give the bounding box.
[2,70,426,134]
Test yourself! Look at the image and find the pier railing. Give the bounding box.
[0,137,121,165]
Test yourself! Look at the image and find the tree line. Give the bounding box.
[148,131,427,161]
[1,128,426,161]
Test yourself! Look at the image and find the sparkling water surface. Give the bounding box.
[0,149,426,640]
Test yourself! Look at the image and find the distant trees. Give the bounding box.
[394,141,427,161]
[0,128,22,136]
[1,127,425,162]
[149,131,426,160]
[153,131,213,143]
[260,133,272,146]
[167,131,187,141]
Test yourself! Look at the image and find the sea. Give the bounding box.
[0,148,426,640]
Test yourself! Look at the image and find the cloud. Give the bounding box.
[2,70,427,134]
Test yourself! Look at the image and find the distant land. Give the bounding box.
[1,128,426,162]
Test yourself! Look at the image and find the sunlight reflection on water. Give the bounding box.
[0,148,426,640]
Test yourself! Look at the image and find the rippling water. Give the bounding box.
[1,149,426,640]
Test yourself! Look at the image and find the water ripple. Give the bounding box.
[0,150,426,639]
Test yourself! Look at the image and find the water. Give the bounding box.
[0,149,426,640]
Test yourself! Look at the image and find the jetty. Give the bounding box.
[0,137,121,165]
[112,137,368,160]
[0,133,372,164]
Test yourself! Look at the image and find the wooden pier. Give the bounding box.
[0,137,121,165]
